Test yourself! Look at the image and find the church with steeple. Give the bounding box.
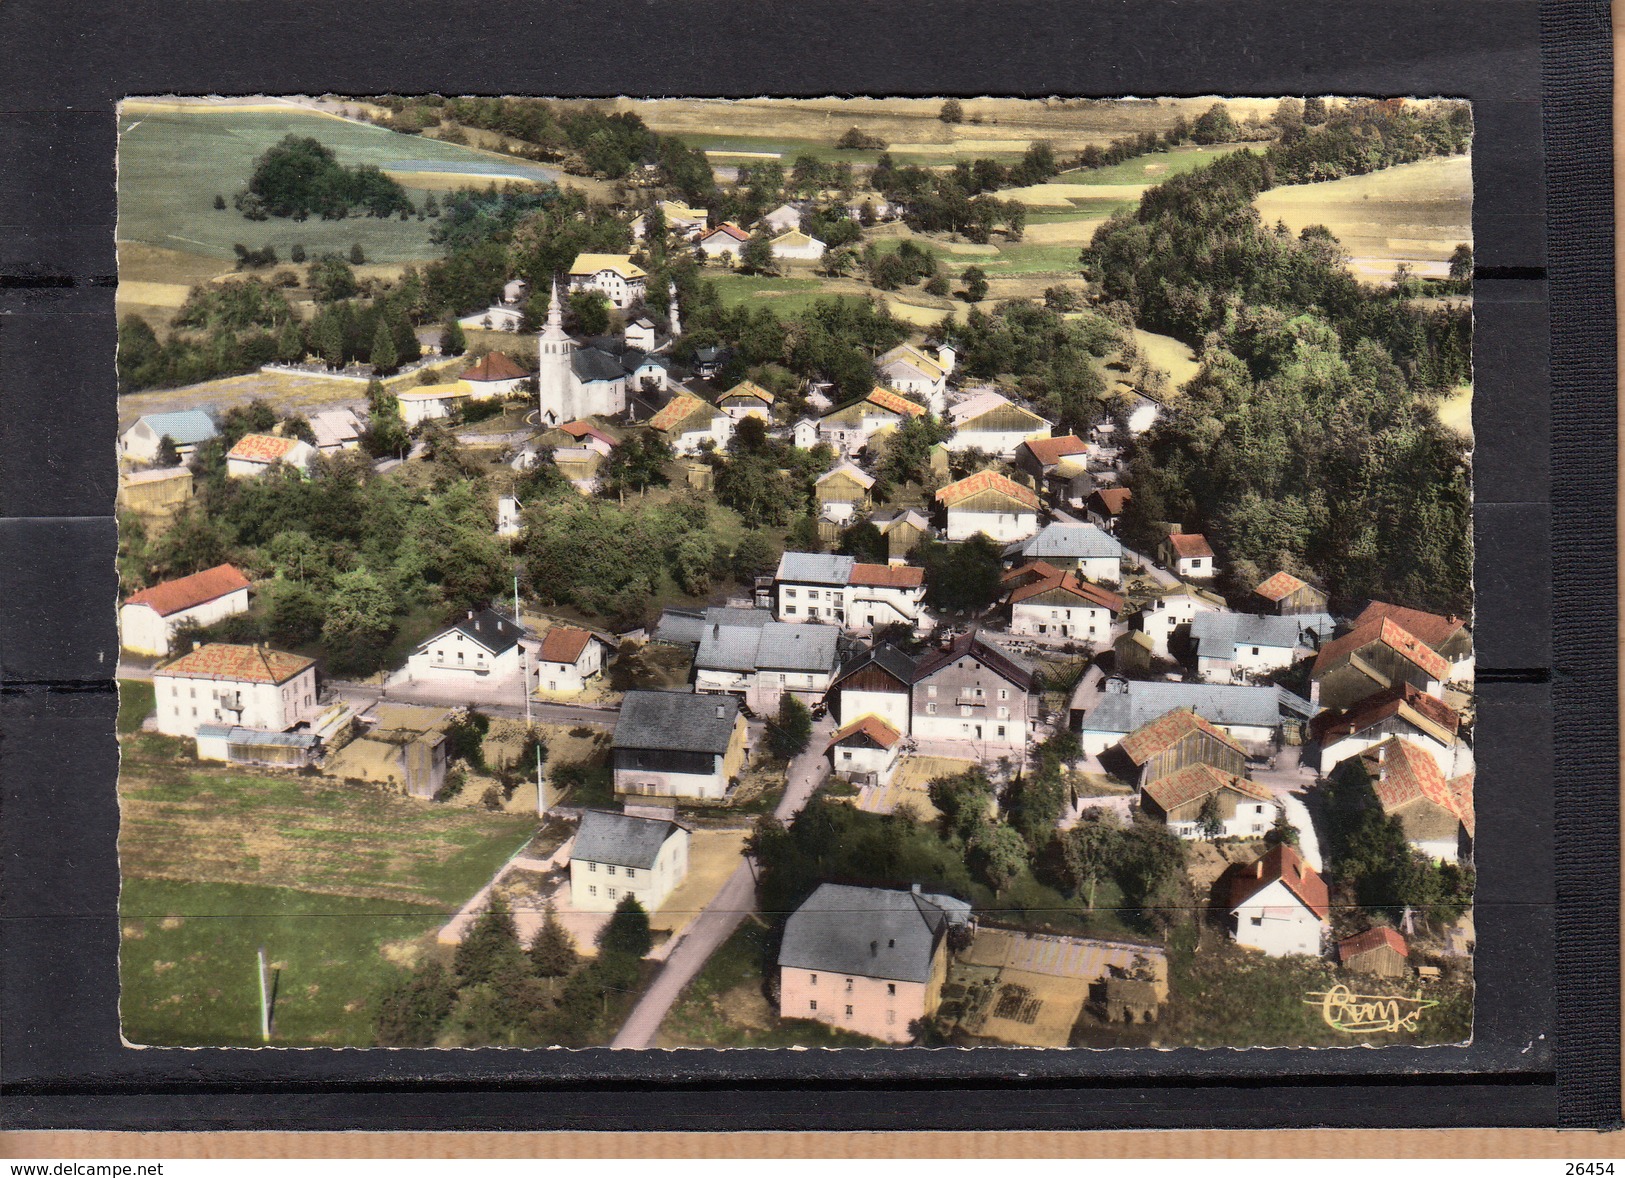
[536,278,682,426]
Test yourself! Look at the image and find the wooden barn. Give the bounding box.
[1104,707,1248,788]
[1337,926,1410,978]
[1252,571,1330,616]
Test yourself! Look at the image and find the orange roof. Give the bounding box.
[1308,682,1460,745]
[1143,763,1273,812]
[935,469,1042,512]
[1001,559,1066,587]
[1363,738,1472,832]
[649,393,714,433]
[1254,570,1313,602]
[462,352,529,382]
[1338,926,1408,963]
[155,642,314,685]
[1229,844,1330,920]
[864,386,926,418]
[1448,772,1476,838]
[826,713,903,752]
[1165,532,1214,559]
[1311,617,1450,681]
[1008,570,1123,613]
[702,222,750,243]
[1023,434,1089,466]
[1091,486,1132,515]
[1352,600,1468,653]
[719,380,775,406]
[539,626,596,665]
[849,562,924,589]
[227,434,304,463]
[126,563,251,618]
[559,420,618,447]
[1118,708,1246,766]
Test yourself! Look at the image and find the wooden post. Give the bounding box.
[257,946,271,1042]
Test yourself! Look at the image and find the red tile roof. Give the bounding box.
[539,626,597,665]
[864,386,927,418]
[1001,559,1066,587]
[1311,617,1450,681]
[155,642,314,685]
[1447,771,1476,838]
[649,393,714,433]
[1362,738,1472,832]
[1091,487,1132,515]
[559,420,618,447]
[849,562,925,589]
[1118,708,1246,766]
[1142,762,1273,812]
[1008,570,1123,613]
[462,352,529,382]
[702,222,750,243]
[1164,532,1214,559]
[1308,682,1460,746]
[227,434,304,464]
[1229,844,1330,920]
[1022,434,1089,466]
[126,563,250,618]
[826,713,903,752]
[1352,600,1468,652]
[1254,571,1312,602]
[935,468,1042,511]
[1338,926,1408,963]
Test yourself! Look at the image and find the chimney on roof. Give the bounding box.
[715,703,726,720]
[468,610,475,620]
[911,883,921,894]
[870,940,878,957]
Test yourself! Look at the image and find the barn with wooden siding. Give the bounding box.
[1138,763,1278,840]
[1252,571,1330,616]
[1310,617,1450,711]
[1104,708,1248,787]
[1337,926,1409,978]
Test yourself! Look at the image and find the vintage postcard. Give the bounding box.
[114,95,1474,1051]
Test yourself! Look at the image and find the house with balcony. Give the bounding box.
[404,608,528,685]
[153,643,318,740]
[772,552,926,632]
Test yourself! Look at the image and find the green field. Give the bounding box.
[1053,143,1255,186]
[706,273,867,314]
[118,679,157,735]
[117,107,560,265]
[1026,197,1137,224]
[120,877,443,1047]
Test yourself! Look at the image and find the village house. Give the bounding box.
[567,253,648,309]
[225,433,315,479]
[120,409,217,464]
[1337,926,1410,978]
[396,383,470,427]
[551,420,620,456]
[791,417,820,449]
[569,809,690,915]
[1159,531,1216,580]
[1227,844,1330,958]
[691,344,731,381]
[770,228,827,261]
[612,690,749,802]
[308,407,364,453]
[1134,582,1229,659]
[404,608,528,684]
[325,702,452,800]
[716,379,776,422]
[868,507,933,564]
[1351,600,1474,681]
[647,391,733,455]
[1015,435,1092,507]
[633,201,708,240]
[827,643,919,736]
[908,631,1037,756]
[876,342,954,414]
[935,469,1042,544]
[535,625,614,696]
[1252,570,1330,616]
[825,713,906,785]
[760,202,804,234]
[1139,763,1279,840]
[1086,486,1132,534]
[1005,565,1122,645]
[815,462,875,524]
[1005,521,1122,583]
[777,883,972,1044]
[120,563,253,657]
[460,351,532,399]
[818,386,927,456]
[772,552,927,632]
[1189,611,1330,684]
[1336,737,1475,863]
[1310,616,1449,711]
[698,222,750,259]
[694,615,845,713]
[1307,682,1469,778]
[944,390,1052,460]
[153,642,318,740]
[1102,707,1248,788]
[1073,677,1316,759]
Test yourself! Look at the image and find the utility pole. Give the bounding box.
[257,945,271,1042]
[536,739,546,820]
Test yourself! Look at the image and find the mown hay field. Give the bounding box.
[1253,153,1472,283]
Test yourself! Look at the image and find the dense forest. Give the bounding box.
[1084,100,1474,614]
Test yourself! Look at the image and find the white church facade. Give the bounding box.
[535,279,683,427]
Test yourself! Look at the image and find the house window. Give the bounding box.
[997,726,1006,738]
[1252,647,1260,656]
[960,706,971,717]
[887,983,896,996]
[809,1000,818,1012]
[845,978,854,992]
[1251,916,1263,927]
[589,885,597,897]
[457,651,464,663]
[927,686,937,698]
[607,865,617,876]
[843,750,853,761]
[926,703,937,715]
[626,868,636,879]
[845,1005,854,1019]
[810,974,818,986]
[589,863,597,872]
[786,588,797,598]
[607,887,617,900]
[998,689,1008,701]
[785,606,797,615]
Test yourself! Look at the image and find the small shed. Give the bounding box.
[1337,926,1409,978]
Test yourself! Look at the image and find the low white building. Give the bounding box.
[308,408,364,453]
[825,714,904,784]
[1228,845,1329,958]
[569,809,690,916]
[944,390,1051,460]
[225,434,315,479]
[460,352,531,399]
[1135,583,1229,659]
[567,253,649,309]
[396,383,470,427]
[761,203,803,234]
[536,625,614,696]
[121,409,217,464]
[1160,532,1216,580]
[773,552,927,632]
[698,222,750,259]
[120,563,252,657]
[935,470,1042,544]
[404,608,528,683]
[153,643,318,739]
[1190,612,1326,684]
[1006,522,1122,584]
[769,228,826,261]
[457,304,526,333]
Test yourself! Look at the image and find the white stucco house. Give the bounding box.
[536,625,614,696]
[935,469,1042,544]
[1135,583,1229,659]
[1004,521,1120,581]
[773,552,927,632]
[567,254,649,309]
[225,434,315,479]
[121,409,217,464]
[1190,611,1326,684]
[153,643,319,739]
[1228,844,1329,958]
[944,390,1051,460]
[404,608,528,683]
[1160,531,1216,579]
[120,563,253,657]
[569,809,690,916]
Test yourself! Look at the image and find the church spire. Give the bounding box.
[544,275,566,335]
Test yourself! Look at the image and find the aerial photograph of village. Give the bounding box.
[115,94,1476,1051]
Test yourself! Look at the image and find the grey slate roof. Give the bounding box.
[662,606,772,649]
[571,346,629,383]
[777,883,972,983]
[1190,611,1316,653]
[1082,680,1313,735]
[1010,522,1122,561]
[831,642,922,691]
[434,607,525,656]
[775,551,856,586]
[131,409,217,445]
[615,690,739,754]
[572,808,683,870]
[196,724,321,748]
[696,616,841,675]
